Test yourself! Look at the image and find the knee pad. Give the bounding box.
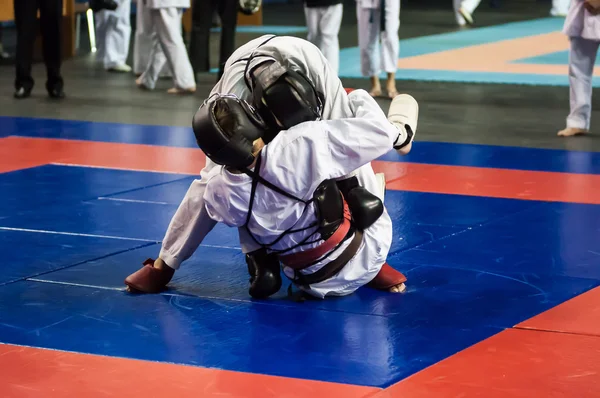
[246,248,282,299]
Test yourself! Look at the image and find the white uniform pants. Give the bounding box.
[304,4,343,74]
[551,0,571,17]
[567,37,599,130]
[453,0,481,26]
[133,0,170,77]
[95,0,131,69]
[139,7,195,90]
[356,0,400,77]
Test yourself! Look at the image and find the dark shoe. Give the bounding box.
[14,87,31,99]
[48,87,65,99]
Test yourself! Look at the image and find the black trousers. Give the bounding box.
[14,0,64,91]
[189,0,238,79]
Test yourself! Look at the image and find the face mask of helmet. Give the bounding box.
[192,93,268,170]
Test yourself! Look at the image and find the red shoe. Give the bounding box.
[344,88,355,94]
[124,259,174,294]
[367,263,407,290]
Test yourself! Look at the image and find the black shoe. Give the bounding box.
[14,87,31,99]
[48,87,65,99]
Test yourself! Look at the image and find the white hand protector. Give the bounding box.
[388,94,419,155]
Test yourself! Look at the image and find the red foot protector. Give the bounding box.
[345,88,355,94]
[124,259,171,294]
[367,263,407,290]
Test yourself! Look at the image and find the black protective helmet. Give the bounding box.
[192,93,268,169]
[250,60,324,134]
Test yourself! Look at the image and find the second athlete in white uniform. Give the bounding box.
[125,35,413,298]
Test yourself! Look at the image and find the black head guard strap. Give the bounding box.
[250,60,324,137]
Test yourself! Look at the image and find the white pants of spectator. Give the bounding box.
[133,0,170,77]
[139,7,195,90]
[304,4,343,74]
[356,0,400,77]
[95,0,132,69]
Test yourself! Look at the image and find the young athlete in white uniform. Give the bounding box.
[558,0,600,136]
[193,89,418,298]
[125,35,413,298]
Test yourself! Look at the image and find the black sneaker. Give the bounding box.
[48,87,65,99]
[14,87,31,99]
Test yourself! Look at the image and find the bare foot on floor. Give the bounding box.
[389,283,407,293]
[386,85,398,99]
[167,87,196,95]
[369,76,381,97]
[135,77,150,90]
[369,86,382,97]
[558,127,588,137]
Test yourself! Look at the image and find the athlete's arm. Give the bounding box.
[262,89,413,199]
[277,89,403,178]
[202,167,251,228]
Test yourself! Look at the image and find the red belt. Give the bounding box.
[279,200,352,270]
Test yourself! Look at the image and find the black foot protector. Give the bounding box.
[246,248,282,299]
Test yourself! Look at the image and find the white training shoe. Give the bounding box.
[107,64,132,73]
[459,7,474,25]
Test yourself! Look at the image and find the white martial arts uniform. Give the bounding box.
[563,1,600,130]
[453,0,481,26]
[133,0,170,77]
[138,0,195,90]
[158,35,411,270]
[203,89,397,298]
[303,1,343,74]
[551,0,571,17]
[95,0,132,70]
[356,0,400,77]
